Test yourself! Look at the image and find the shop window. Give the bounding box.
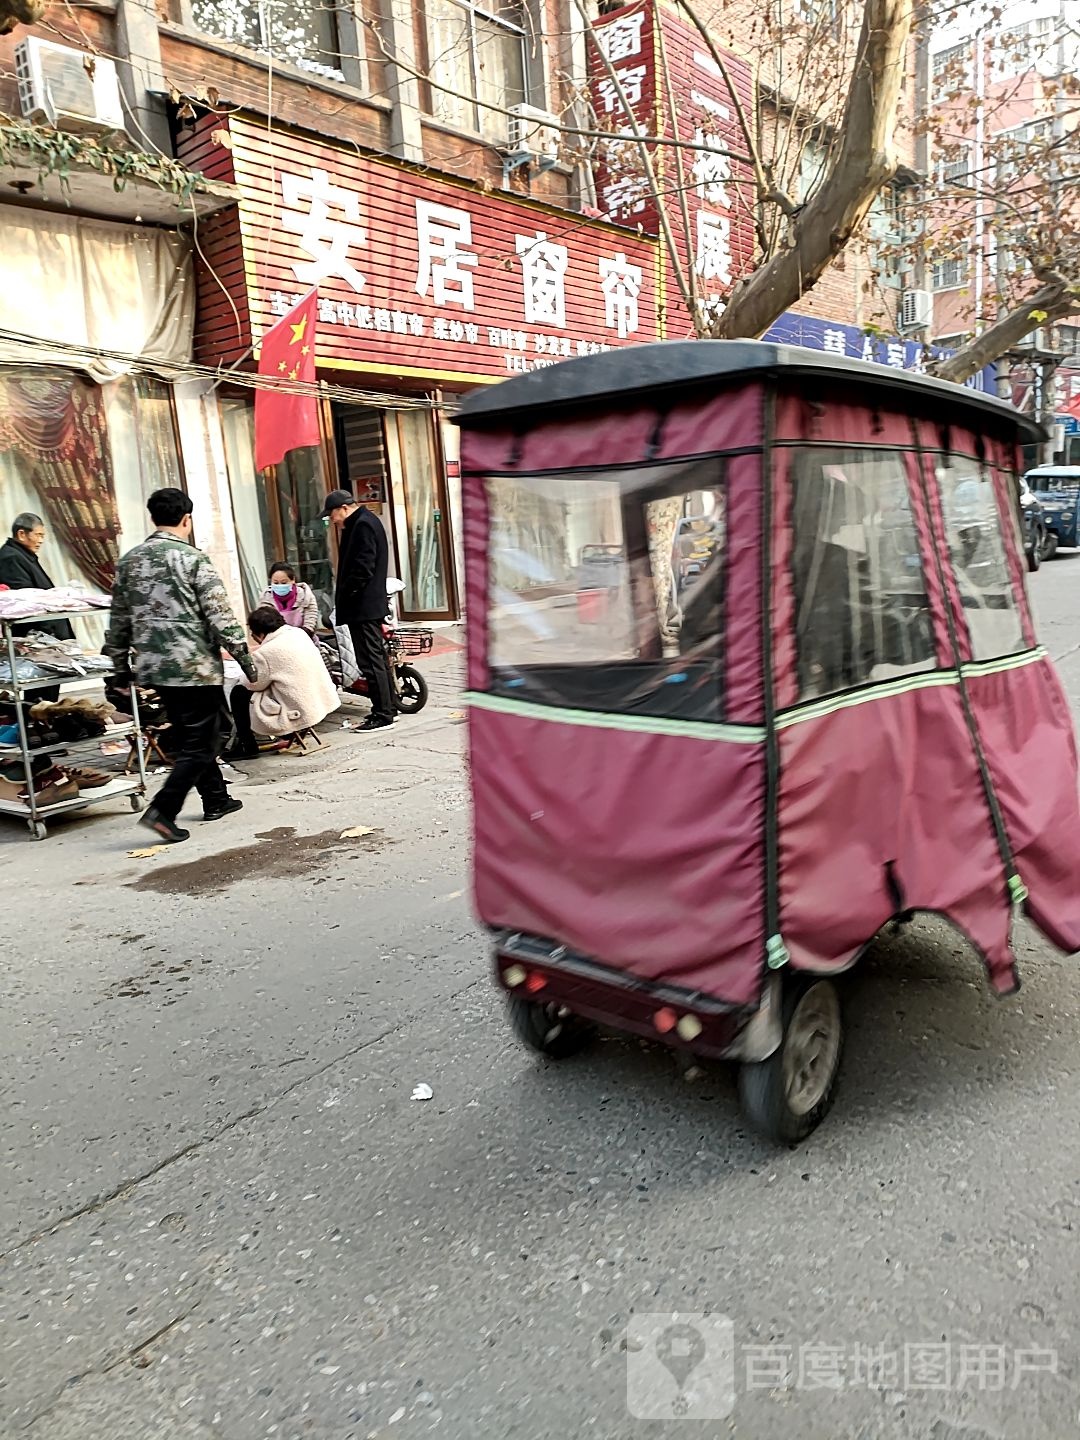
[0,368,183,645]
[485,460,726,720]
[189,0,341,76]
[220,393,334,618]
[789,448,935,703]
[936,461,1025,661]
[423,0,527,141]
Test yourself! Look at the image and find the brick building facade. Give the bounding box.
[0,0,929,620]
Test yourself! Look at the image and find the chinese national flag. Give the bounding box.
[254,290,320,471]
[1064,389,1080,421]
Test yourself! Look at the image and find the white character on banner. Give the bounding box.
[822,327,847,355]
[599,253,643,338]
[862,334,877,363]
[281,168,367,292]
[415,200,478,310]
[598,11,646,61]
[692,130,732,208]
[270,291,290,316]
[602,176,649,217]
[597,65,649,114]
[886,342,906,368]
[695,211,733,286]
[516,232,569,327]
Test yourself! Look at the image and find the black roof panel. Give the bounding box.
[454,339,1042,441]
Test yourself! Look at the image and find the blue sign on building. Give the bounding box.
[763,312,996,395]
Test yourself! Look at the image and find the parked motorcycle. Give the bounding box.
[319,581,433,714]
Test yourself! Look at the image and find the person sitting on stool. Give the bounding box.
[228,605,340,758]
[319,488,394,731]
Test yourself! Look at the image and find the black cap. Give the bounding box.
[318,489,356,519]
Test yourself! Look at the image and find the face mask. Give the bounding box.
[271,582,294,598]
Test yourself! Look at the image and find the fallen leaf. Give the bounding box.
[127,846,167,859]
[339,826,375,839]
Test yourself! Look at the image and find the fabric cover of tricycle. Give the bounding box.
[458,342,1080,1012]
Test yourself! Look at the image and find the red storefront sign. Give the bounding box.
[182,115,660,384]
[589,0,755,335]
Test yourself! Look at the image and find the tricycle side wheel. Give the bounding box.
[738,975,843,1145]
[506,993,595,1059]
[1042,531,1059,561]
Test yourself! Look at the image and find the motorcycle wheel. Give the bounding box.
[395,665,428,714]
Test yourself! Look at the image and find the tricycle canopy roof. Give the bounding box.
[454,339,1043,443]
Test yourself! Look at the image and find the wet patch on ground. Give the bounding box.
[130,827,387,897]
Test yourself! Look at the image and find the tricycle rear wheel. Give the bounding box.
[506,994,594,1059]
[738,975,842,1145]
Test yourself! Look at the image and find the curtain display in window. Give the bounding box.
[936,461,1025,661]
[790,448,936,702]
[485,461,726,720]
[0,373,119,593]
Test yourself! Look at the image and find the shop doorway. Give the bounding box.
[333,401,459,622]
[384,409,459,621]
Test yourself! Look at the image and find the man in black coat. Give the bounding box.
[0,512,75,642]
[320,489,394,729]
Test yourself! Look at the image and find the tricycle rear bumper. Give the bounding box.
[493,931,779,1061]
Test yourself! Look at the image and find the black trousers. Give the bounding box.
[230,684,255,746]
[153,685,229,820]
[348,621,394,723]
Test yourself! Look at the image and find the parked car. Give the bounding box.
[1025,465,1080,556]
[1019,477,1049,570]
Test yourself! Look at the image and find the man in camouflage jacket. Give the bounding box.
[106,488,256,843]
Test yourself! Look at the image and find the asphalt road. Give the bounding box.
[4,564,1080,1440]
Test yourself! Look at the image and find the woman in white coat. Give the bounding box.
[227,605,339,758]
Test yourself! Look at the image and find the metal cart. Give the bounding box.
[0,609,148,841]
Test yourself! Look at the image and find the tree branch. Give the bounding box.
[712,0,913,339]
[928,281,1080,385]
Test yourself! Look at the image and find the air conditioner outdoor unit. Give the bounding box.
[15,37,125,133]
[901,288,933,332]
[506,104,561,168]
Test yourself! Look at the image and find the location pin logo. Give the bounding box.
[655,1321,707,1415]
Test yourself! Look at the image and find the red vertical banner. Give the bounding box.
[589,1,756,336]
[588,2,661,235]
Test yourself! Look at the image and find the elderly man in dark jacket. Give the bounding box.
[320,488,393,730]
[0,512,75,641]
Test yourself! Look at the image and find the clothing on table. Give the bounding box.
[105,531,255,688]
[348,620,394,724]
[259,581,320,633]
[242,625,340,735]
[334,507,389,624]
[0,539,75,641]
[152,685,230,821]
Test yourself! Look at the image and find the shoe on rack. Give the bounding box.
[68,767,131,798]
[358,715,394,731]
[138,807,189,843]
[33,768,79,807]
[203,795,243,822]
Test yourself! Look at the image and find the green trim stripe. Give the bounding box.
[776,668,958,729]
[464,691,766,744]
[961,646,1046,679]
[466,647,1048,744]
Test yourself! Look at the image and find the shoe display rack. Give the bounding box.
[0,610,148,841]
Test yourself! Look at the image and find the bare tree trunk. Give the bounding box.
[712,0,913,340]
[929,282,1079,385]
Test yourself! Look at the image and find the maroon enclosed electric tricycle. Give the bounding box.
[455,341,1080,1143]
